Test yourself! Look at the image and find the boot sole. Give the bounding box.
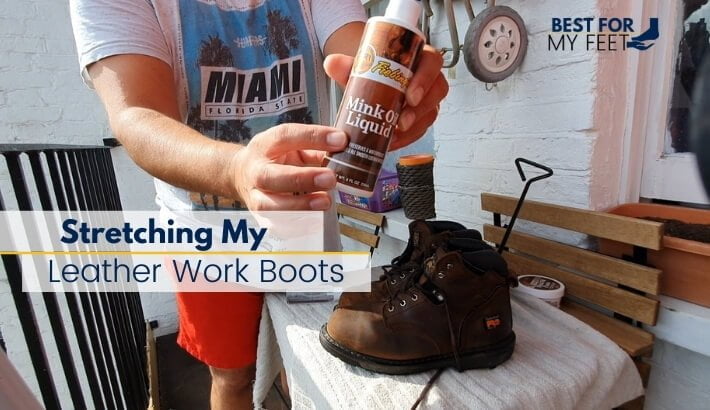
[319,324,515,375]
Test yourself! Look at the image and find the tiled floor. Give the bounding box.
[157,333,289,409]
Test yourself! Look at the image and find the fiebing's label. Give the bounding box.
[352,45,413,94]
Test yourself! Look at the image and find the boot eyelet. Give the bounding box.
[400,273,406,279]
[390,279,397,285]
[399,300,407,307]
[387,304,395,312]
[437,272,446,279]
[446,263,454,270]
[411,294,418,301]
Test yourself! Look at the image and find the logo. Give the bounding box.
[352,46,414,93]
[412,231,421,247]
[233,35,267,48]
[485,315,502,330]
[424,256,436,275]
[370,61,410,89]
[549,17,659,52]
[196,0,265,11]
[354,45,376,75]
[627,18,659,50]
[200,56,307,120]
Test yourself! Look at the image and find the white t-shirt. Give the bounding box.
[70,0,366,248]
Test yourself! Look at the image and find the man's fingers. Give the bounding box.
[398,74,448,132]
[323,54,354,89]
[407,45,445,106]
[298,150,328,166]
[390,108,438,151]
[254,164,337,193]
[249,190,333,211]
[255,124,348,158]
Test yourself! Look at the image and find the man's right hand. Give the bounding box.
[231,123,348,211]
[88,54,347,212]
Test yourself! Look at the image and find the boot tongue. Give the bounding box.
[406,220,470,263]
[419,247,449,284]
[408,221,437,261]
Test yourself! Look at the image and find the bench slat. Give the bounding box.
[336,203,385,227]
[560,300,655,357]
[339,222,380,248]
[481,193,663,250]
[505,253,659,325]
[484,225,661,295]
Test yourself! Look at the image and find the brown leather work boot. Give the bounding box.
[321,243,517,375]
[338,220,480,310]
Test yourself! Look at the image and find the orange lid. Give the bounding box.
[398,154,434,166]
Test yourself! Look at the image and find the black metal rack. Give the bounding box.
[0,145,149,410]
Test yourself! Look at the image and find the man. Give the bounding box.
[70,0,448,408]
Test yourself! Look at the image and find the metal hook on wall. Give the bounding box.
[422,0,475,69]
[441,0,461,68]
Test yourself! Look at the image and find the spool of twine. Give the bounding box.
[397,154,436,220]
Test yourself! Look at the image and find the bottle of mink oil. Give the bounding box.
[323,0,426,197]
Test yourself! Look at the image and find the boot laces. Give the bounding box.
[408,292,461,410]
[383,263,430,310]
[380,261,420,295]
[394,271,462,410]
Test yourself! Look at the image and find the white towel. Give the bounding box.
[254,293,643,409]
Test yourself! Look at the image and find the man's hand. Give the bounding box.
[232,124,348,211]
[324,45,448,151]
[88,54,347,212]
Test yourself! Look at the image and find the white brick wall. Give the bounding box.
[429,0,598,231]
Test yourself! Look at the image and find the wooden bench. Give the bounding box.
[481,193,662,409]
[336,203,385,255]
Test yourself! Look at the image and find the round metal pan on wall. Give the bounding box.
[463,6,528,83]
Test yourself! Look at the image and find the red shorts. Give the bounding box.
[176,291,264,369]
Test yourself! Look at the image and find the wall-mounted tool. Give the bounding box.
[463,2,528,83]
[422,0,528,82]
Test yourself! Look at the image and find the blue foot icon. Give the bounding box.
[627,18,659,50]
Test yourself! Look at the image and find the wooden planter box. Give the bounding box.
[599,203,710,308]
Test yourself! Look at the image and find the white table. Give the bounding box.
[253,292,643,409]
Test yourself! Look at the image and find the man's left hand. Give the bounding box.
[324,45,449,151]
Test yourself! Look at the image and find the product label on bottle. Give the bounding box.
[352,45,414,94]
[324,19,425,194]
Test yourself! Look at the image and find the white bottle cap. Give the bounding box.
[384,0,422,30]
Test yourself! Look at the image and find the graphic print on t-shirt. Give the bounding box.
[178,0,321,209]
[196,0,266,11]
[180,0,319,143]
[200,55,307,121]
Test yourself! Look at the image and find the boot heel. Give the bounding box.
[458,332,516,371]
